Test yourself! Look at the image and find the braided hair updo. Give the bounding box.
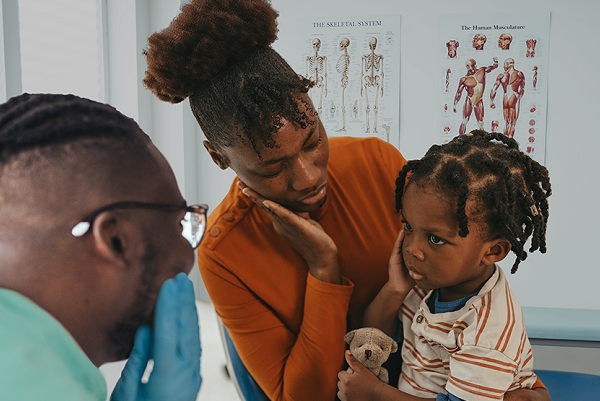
[395,130,551,273]
[143,0,314,154]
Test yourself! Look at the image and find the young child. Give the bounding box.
[338,130,551,400]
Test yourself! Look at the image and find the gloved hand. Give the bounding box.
[111,273,202,401]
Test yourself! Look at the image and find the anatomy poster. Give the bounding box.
[295,15,401,149]
[437,13,550,164]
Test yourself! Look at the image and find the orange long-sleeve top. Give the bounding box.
[198,137,407,401]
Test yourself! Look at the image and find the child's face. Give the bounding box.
[400,183,497,302]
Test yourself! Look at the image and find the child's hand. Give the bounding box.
[238,180,341,284]
[387,229,415,296]
[337,350,386,401]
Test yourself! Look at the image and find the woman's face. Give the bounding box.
[219,112,329,214]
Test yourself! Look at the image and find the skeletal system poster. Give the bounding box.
[438,13,550,164]
[295,15,401,149]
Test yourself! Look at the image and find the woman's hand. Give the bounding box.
[386,230,415,297]
[337,351,386,401]
[238,181,341,284]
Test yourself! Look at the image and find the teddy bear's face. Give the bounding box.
[345,328,398,369]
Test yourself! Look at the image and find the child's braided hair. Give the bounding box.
[395,130,551,273]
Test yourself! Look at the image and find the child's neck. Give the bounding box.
[438,264,496,302]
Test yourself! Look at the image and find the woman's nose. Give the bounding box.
[291,155,321,192]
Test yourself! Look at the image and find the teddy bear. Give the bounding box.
[344,327,398,384]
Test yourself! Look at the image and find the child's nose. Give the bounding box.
[405,241,425,261]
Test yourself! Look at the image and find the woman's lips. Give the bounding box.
[299,184,327,205]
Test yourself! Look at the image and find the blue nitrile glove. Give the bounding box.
[111,273,202,401]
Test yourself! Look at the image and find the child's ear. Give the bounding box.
[481,239,511,265]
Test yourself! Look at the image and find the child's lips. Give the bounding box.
[407,266,425,280]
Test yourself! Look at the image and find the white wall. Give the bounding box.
[230,0,599,311]
[135,0,600,310]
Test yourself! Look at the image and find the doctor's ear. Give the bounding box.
[203,141,230,170]
[90,212,134,269]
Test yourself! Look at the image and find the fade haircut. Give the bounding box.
[0,93,150,187]
[395,130,551,273]
[142,0,314,156]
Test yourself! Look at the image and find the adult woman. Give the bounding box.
[143,1,549,400]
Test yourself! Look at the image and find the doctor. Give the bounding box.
[0,93,204,401]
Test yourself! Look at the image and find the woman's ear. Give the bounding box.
[481,239,511,265]
[91,212,131,269]
[203,140,230,170]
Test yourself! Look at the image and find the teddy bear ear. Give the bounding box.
[344,330,356,344]
[391,339,399,353]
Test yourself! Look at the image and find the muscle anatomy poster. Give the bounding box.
[295,15,401,149]
[437,13,550,164]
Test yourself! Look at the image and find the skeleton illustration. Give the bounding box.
[306,38,327,115]
[335,37,350,132]
[382,123,391,143]
[353,100,358,119]
[330,100,336,119]
[526,39,537,58]
[361,37,384,133]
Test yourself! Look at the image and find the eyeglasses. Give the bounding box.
[71,201,209,249]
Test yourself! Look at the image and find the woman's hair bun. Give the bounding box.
[143,0,279,103]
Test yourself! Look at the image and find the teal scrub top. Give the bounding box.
[0,288,107,400]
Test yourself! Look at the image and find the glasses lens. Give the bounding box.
[182,211,206,248]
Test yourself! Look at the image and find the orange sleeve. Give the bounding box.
[532,376,546,389]
[199,250,354,401]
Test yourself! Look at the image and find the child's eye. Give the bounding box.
[429,234,445,245]
[402,222,412,232]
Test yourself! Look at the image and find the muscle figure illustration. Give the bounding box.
[498,33,512,50]
[336,37,350,132]
[532,66,538,90]
[491,120,499,132]
[361,37,384,133]
[446,68,451,92]
[490,58,525,138]
[453,57,498,135]
[446,40,459,58]
[526,39,537,58]
[306,38,327,115]
[472,33,487,50]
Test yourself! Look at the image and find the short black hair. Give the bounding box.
[0,93,148,167]
[395,130,551,273]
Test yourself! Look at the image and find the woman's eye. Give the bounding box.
[261,167,284,178]
[306,135,322,150]
[429,234,445,245]
[403,222,412,232]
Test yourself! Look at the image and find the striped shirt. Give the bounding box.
[398,266,537,400]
